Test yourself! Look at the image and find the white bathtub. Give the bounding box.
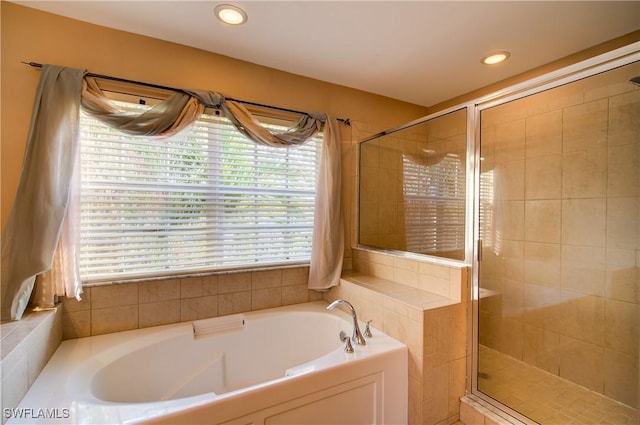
[10,301,407,424]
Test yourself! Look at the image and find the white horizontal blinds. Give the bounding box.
[479,169,497,251]
[79,102,321,283]
[402,153,465,255]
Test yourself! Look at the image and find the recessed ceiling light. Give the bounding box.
[481,51,511,65]
[214,4,247,25]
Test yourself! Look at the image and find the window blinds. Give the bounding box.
[79,105,320,283]
[402,153,466,255]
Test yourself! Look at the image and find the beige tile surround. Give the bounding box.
[476,345,639,425]
[460,395,518,425]
[327,247,470,425]
[9,249,470,425]
[3,254,470,425]
[55,247,471,425]
[62,266,322,339]
[479,64,640,409]
[0,308,62,424]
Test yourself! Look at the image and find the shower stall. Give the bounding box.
[474,52,640,425]
[359,44,639,424]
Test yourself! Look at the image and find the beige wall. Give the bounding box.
[479,62,640,408]
[1,2,428,232]
[1,1,431,339]
[428,30,640,115]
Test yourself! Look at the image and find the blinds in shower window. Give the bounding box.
[79,103,321,283]
[402,153,465,256]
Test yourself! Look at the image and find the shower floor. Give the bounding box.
[478,345,638,425]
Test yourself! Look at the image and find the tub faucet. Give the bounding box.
[326,299,366,346]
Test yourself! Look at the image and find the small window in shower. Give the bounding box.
[402,152,465,255]
[358,108,467,261]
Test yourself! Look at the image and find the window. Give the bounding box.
[479,169,497,253]
[79,102,321,283]
[402,153,466,258]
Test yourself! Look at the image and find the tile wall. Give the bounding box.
[478,63,640,408]
[1,308,62,424]
[62,266,322,338]
[330,247,470,425]
[359,123,427,251]
[459,396,510,425]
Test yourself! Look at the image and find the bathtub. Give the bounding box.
[9,301,407,424]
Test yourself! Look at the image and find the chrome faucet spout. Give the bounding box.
[326,299,366,346]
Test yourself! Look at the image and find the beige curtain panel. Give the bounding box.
[1,65,343,320]
[1,66,85,321]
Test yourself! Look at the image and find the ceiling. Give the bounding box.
[12,1,640,107]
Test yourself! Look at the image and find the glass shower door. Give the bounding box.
[476,61,640,424]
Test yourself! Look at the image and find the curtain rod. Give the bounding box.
[22,61,351,126]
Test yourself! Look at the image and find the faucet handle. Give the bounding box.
[364,320,373,338]
[339,330,354,353]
